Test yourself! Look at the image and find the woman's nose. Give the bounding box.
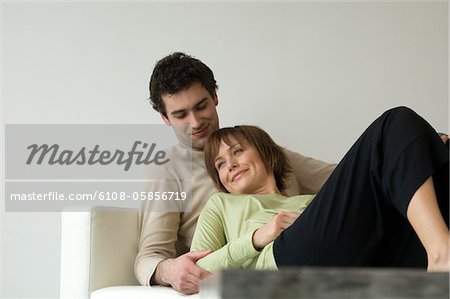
[228,160,238,171]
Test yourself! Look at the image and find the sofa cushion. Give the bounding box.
[60,206,141,298]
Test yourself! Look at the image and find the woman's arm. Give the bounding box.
[190,196,261,273]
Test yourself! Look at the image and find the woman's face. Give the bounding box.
[214,137,278,194]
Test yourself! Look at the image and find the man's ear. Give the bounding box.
[160,113,171,126]
[213,93,219,106]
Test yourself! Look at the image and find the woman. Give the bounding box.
[191,107,449,273]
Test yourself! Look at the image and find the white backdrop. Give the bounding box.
[2,1,448,297]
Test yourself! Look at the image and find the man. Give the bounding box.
[134,52,336,294]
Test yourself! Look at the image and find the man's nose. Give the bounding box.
[189,112,202,129]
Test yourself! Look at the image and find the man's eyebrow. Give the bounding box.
[194,98,209,107]
[170,108,186,116]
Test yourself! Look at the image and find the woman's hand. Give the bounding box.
[252,211,300,251]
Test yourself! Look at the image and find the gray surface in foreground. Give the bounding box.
[201,267,449,299]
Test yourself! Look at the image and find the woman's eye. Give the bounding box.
[233,148,243,155]
[216,162,225,170]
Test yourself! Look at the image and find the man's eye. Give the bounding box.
[196,104,207,111]
[174,114,186,119]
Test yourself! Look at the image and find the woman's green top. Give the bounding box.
[191,193,314,272]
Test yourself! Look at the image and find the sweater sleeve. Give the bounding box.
[191,195,260,273]
[134,178,184,286]
[134,210,180,286]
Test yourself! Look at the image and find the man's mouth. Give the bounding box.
[192,124,209,138]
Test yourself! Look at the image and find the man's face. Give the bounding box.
[161,82,219,150]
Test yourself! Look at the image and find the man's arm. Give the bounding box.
[135,201,212,294]
[134,208,180,286]
[283,149,336,195]
[134,152,218,295]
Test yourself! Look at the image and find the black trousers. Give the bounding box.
[273,107,449,268]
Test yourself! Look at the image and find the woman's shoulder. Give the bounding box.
[205,192,256,211]
[207,192,242,205]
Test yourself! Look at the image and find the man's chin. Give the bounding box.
[192,138,206,151]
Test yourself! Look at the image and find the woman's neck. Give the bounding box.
[253,177,280,195]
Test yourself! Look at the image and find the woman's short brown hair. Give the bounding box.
[204,125,292,193]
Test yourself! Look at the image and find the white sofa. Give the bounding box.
[60,206,199,299]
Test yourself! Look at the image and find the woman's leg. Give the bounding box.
[273,106,449,269]
[407,177,450,271]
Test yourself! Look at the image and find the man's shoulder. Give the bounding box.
[282,147,307,160]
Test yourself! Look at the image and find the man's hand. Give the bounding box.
[439,134,448,144]
[153,250,212,294]
[252,211,300,250]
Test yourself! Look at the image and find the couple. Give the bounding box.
[135,52,449,295]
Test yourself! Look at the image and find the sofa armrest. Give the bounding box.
[60,206,140,298]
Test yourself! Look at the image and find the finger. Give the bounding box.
[284,212,301,218]
[186,249,213,261]
[280,213,298,222]
[182,273,201,293]
[277,212,299,222]
[188,270,209,291]
[289,215,300,222]
[200,270,213,280]
[175,274,199,295]
[187,272,201,285]
[190,264,211,279]
[180,282,199,295]
[281,217,298,228]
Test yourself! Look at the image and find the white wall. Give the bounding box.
[2,1,448,297]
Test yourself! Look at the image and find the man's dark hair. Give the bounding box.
[149,52,218,117]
